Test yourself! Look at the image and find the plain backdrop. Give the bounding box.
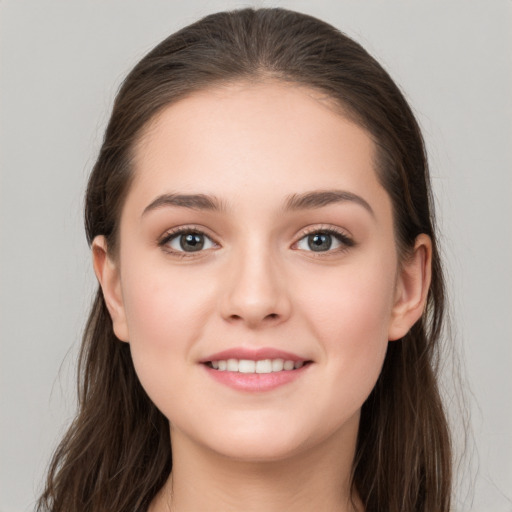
[1,1,511,511]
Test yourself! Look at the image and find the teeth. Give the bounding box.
[272,358,284,372]
[238,360,255,373]
[256,359,272,373]
[209,358,305,374]
[283,360,294,371]
[227,358,238,372]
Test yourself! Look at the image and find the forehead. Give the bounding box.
[126,81,389,219]
[136,80,368,161]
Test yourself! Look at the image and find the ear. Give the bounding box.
[388,234,432,341]
[92,236,129,342]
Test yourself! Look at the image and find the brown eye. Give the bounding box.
[180,233,205,251]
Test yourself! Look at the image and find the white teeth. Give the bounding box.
[255,359,272,373]
[271,358,284,372]
[238,360,256,373]
[283,360,295,371]
[209,358,305,373]
[227,358,238,371]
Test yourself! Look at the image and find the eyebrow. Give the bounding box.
[141,189,374,217]
[142,193,227,216]
[284,190,374,216]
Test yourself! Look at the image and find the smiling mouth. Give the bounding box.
[205,358,312,374]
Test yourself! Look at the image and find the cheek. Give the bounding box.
[298,258,396,342]
[295,259,396,401]
[118,261,218,410]
[121,261,214,348]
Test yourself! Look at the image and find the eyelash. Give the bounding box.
[158,226,217,259]
[157,225,354,258]
[294,226,355,255]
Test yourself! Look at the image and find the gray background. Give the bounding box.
[1,1,511,511]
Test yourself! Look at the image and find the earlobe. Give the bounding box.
[92,236,130,342]
[388,234,432,341]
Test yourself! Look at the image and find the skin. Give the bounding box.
[93,81,431,512]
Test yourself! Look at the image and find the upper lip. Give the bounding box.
[199,347,310,363]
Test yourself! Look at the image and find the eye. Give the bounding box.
[295,229,354,253]
[160,229,217,253]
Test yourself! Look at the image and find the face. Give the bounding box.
[95,81,428,462]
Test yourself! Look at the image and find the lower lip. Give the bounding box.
[202,363,311,392]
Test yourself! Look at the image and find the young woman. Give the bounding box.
[38,8,451,511]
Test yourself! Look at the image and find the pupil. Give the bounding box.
[308,233,331,252]
[180,233,204,251]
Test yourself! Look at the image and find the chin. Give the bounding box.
[209,432,307,463]
[169,399,362,465]
[190,414,338,464]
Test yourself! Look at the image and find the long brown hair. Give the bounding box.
[38,8,451,511]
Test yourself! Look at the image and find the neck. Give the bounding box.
[150,414,363,512]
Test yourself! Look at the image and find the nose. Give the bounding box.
[219,244,292,329]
